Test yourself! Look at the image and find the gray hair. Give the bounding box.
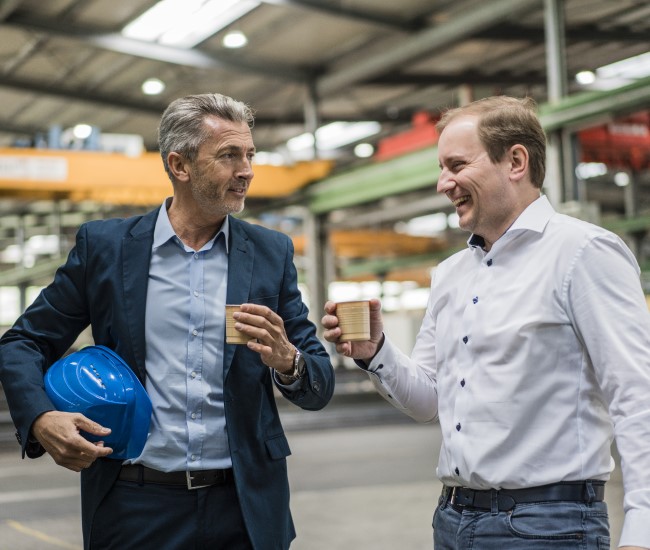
[158,93,255,181]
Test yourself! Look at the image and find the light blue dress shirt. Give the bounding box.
[133,200,231,471]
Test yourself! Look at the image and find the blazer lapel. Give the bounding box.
[122,209,157,382]
[224,217,254,376]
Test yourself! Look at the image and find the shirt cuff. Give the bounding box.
[272,370,302,390]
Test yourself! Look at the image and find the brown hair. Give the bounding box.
[436,96,547,188]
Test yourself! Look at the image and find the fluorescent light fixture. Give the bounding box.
[597,51,650,80]
[142,78,166,95]
[223,30,248,48]
[576,50,650,90]
[575,162,608,180]
[287,121,381,153]
[122,0,260,48]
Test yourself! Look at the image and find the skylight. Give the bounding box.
[122,0,260,48]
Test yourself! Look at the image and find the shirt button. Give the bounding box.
[455,467,460,475]
[191,412,197,419]
[472,296,478,304]
[460,379,465,387]
[191,454,196,461]
[194,253,199,259]
[487,259,493,266]
[456,423,461,431]
[192,329,198,336]
[193,290,199,297]
[462,336,468,344]
[191,371,197,379]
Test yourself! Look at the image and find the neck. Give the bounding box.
[167,199,225,251]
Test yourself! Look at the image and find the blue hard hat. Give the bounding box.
[44,345,152,460]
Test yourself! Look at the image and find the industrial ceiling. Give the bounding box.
[0,0,650,288]
[1,0,649,157]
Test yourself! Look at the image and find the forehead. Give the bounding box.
[201,116,254,148]
[438,115,482,156]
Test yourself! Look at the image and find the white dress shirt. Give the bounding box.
[365,195,650,546]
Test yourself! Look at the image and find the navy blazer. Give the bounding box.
[0,208,335,549]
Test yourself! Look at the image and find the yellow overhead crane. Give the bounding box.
[0,148,334,205]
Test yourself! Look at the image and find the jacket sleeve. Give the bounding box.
[273,237,335,411]
[0,225,91,456]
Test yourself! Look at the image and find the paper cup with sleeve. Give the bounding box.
[336,300,371,342]
[225,304,255,344]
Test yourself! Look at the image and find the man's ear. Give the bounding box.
[167,152,190,182]
[509,144,529,182]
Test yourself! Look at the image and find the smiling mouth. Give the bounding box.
[452,196,470,207]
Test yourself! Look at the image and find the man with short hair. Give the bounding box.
[322,96,650,549]
[1,92,335,549]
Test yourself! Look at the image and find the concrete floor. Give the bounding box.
[0,404,626,550]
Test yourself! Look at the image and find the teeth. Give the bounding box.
[453,196,469,207]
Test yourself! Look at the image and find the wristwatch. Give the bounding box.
[277,348,306,383]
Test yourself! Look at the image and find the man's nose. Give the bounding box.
[436,169,453,194]
[237,158,254,180]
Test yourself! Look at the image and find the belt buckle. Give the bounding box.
[449,487,462,508]
[186,471,211,490]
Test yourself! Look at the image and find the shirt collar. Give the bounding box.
[467,194,553,250]
[153,197,230,253]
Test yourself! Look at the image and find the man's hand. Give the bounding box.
[31,411,113,472]
[321,298,384,361]
[233,304,296,374]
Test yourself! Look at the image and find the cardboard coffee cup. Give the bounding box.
[225,304,254,344]
[337,300,371,342]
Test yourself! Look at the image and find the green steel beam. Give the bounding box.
[338,247,464,279]
[539,75,650,132]
[308,146,439,214]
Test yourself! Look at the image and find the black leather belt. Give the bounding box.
[119,464,232,490]
[443,480,605,512]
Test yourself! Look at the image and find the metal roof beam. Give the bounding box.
[3,13,307,82]
[475,23,649,43]
[260,0,425,32]
[316,0,542,96]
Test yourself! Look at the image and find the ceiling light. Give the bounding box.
[575,70,596,85]
[614,171,630,187]
[122,0,260,48]
[142,78,166,95]
[354,143,374,158]
[223,30,248,48]
[73,124,93,140]
[287,122,382,153]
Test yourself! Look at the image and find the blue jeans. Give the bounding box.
[433,493,611,549]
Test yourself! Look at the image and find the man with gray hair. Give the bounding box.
[1,93,334,549]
